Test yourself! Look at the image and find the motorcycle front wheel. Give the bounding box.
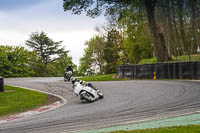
[98,92,104,99]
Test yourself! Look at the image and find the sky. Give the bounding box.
[0,0,106,66]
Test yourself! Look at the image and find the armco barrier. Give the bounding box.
[116,62,200,79]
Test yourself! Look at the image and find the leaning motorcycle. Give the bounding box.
[72,78,104,102]
[64,71,72,82]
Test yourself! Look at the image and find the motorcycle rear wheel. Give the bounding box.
[81,92,94,103]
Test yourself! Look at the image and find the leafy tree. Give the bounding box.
[26,31,66,66]
[0,46,35,77]
[79,23,124,74]
[63,0,169,62]
[28,52,47,77]
[85,36,106,74]
[117,5,153,64]
[104,29,122,73]
[25,31,76,77]
[51,52,75,77]
[123,22,153,64]
[79,45,94,75]
[24,50,74,77]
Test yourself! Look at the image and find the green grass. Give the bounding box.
[0,85,48,116]
[109,125,200,133]
[78,74,130,81]
[171,54,200,62]
[139,57,157,65]
[139,54,200,65]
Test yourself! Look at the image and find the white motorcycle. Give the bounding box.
[64,71,72,82]
[71,78,104,102]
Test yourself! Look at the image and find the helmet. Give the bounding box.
[71,77,77,84]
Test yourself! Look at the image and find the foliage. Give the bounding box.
[79,44,95,76]
[0,85,48,116]
[47,52,75,77]
[26,31,66,65]
[79,19,124,75]
[139,57,157,65]
[25,31,75,77]
[104,27,123,74]
[79,35,106,75]
[63,0,170,62]
[122,22,153,64]
[0,46,35,77]
[0,32,74,77]
[78,74,130,81]
[63,0,200,64]
[63,0,132,18]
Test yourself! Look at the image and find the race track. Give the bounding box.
[1,78,200,133]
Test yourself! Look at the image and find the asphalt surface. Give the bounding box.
[1,78,200,133]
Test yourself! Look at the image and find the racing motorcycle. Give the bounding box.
[71,78,104,102]
[64,71,72,82]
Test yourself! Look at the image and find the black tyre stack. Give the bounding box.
[0,76,4,92]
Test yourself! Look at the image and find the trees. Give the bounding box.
[51,52,74,77]
[145,0,169,62]
[104,28,122,73]
[63,0,169,62]
[25,31,75,77]
[79,36,106,75]
[87,36,106,73]
[0,31,74,77]
[79,22,124,74]
[0,46,35,77]
[26,31,66,66]
[64,0,200,62]
[0,45,74,77]
[63,0,200,74]
[79,46,94,75]
[122,22,153,64]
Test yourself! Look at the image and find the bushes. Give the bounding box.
[0,45,74,77]
[0,46,35,77]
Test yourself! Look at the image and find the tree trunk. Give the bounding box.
[145,0,168,62]
[166,0,175,57]
[191,0,198,54]
[177,0,186,55]
[198,0,200,49]
[172,0,181,56]
[156,0,172,57]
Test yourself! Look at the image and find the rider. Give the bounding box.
[71,78,98,94]
[65,65,73,73]
[64,65,74,81]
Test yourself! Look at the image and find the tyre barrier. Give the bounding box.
[116,62,200,79]
[0,76,4,92]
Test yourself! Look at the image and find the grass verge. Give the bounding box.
[78,74,130,81]
[109,125,200,133]
[0,85,48,117]
[139,54,200,65]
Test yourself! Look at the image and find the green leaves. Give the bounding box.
[26,31,66,65]
[0,46,35,77]
[0,32,75,77]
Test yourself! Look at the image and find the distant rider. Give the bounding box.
[65,65,73,73]
[64,65,74,81]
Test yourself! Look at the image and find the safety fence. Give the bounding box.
[116,62,200,79]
